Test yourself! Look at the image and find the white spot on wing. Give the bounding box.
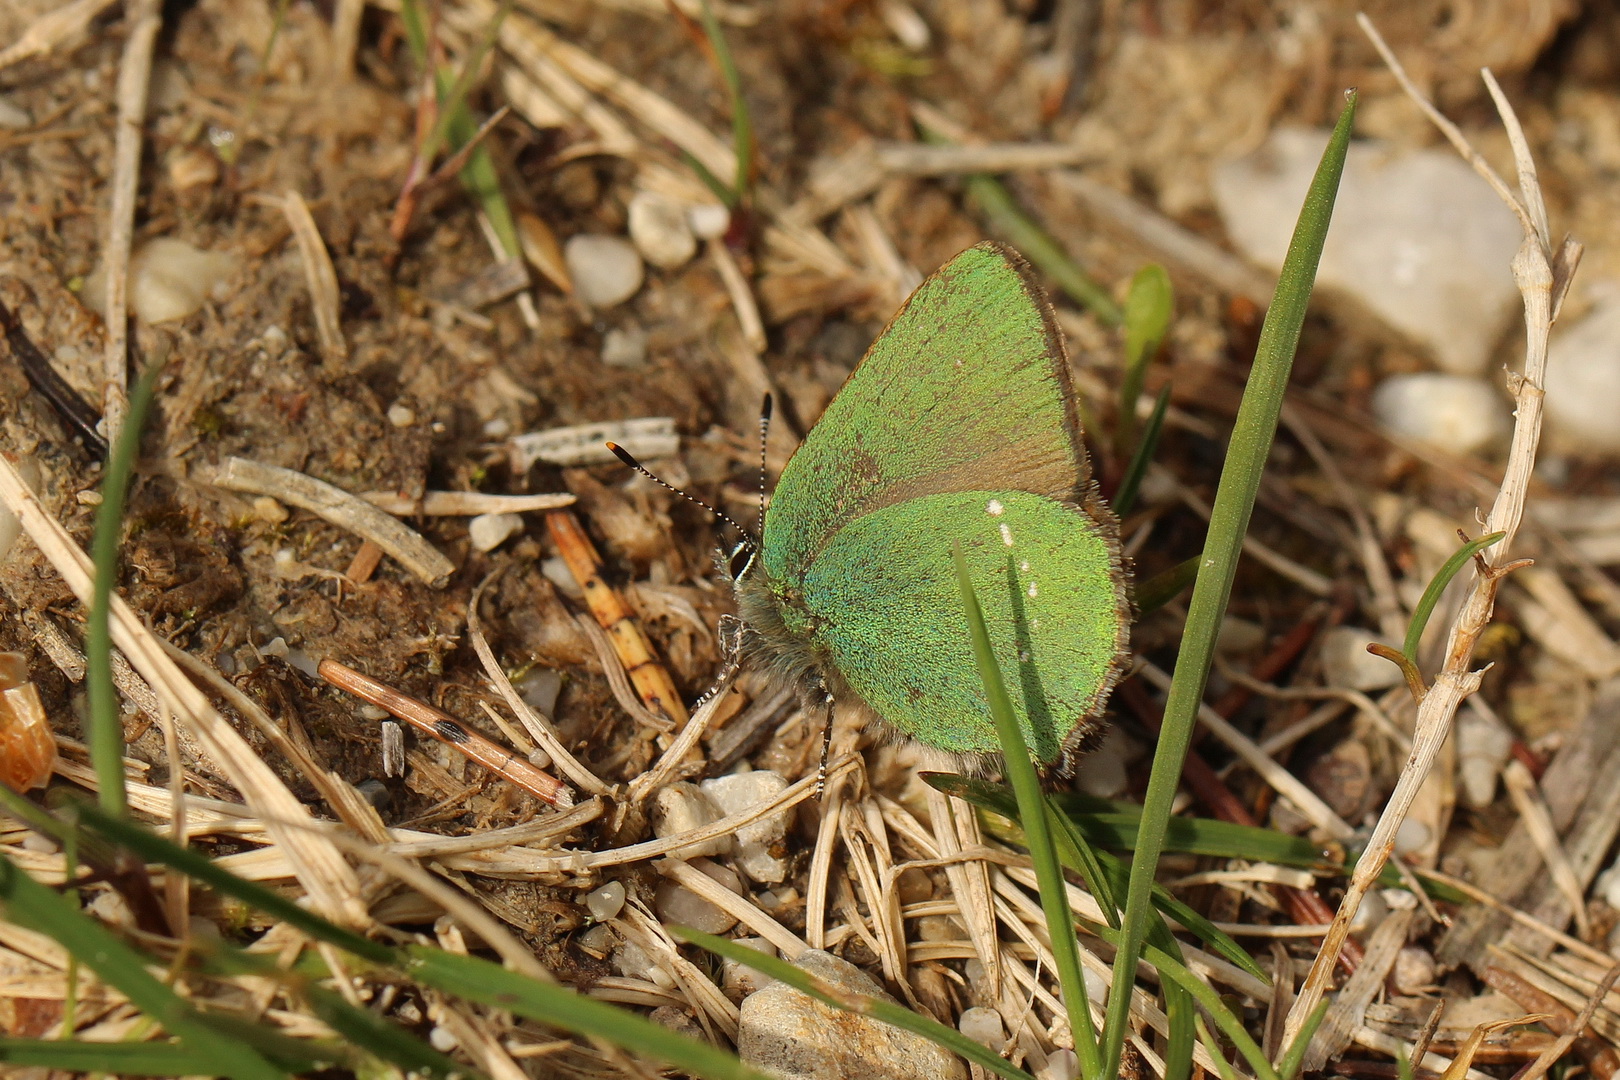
[1028,581,1038,598]
[986,499,1004,516]
[999,523,1014,546]
[1020,560,1030,572]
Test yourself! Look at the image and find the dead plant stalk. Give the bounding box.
[1282,18,1582,1045]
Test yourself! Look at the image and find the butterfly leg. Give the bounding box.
[812,677,835,798]
[692,614,747,712]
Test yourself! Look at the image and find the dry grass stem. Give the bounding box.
[279,189,349,368]
[99,0,162,443]
[1283,20,1580,1043]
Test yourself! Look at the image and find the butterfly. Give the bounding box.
[724,242,1131,770]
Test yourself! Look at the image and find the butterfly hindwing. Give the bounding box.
[796,489,1125,759]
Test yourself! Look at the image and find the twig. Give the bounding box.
[100,0,163,445]
[1283,19,1580,1042]
[209,456,455,588]
[280,191,349,370]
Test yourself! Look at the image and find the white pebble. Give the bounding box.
[701,770,790,882]
[516,666,562,717]
[564,234,644,308]
[1392,946,1436,995]
[651,781,730,858]
[481,417,511,439]
[1071,726,1139,799]
[958,1006,1005,1048]
[428,1026,458,1052]
[84,237,242,325]
[1037,1049,1079,1080]
[654,880,736,934]
[601,325,649,368]
[584,880,626,921]
[467,512,522,553]
[1456,701,1514,809]
[628,191,698,270]
[576,923,615,958]
[1371,372,1508,454]
[688,203,731,240]
[721,937,779,998]
[387,403,417,428]
[1546,291,1620,453]
[1319,626,1403,691]
[1214,128,1521,376]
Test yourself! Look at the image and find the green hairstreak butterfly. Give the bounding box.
[730,241,1131,768]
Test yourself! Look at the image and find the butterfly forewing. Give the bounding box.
[762,243,1088,587]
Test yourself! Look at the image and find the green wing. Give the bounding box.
[798,489,1127,760]
[762,243,1088,587]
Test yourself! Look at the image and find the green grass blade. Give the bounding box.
[0,1038,298,1075]
[1044,791,1121,928]
[697,0,752,206]
[1132,554,1198,615]
[71,801,393,965]
[674,929,1036,1080]
[418,0,513,168]
[1113,383,1171,517]
[403,945,771,1080]
[963,173,1122,324]
[1402,530,1505,662]
[1099,92,1357,1080]
[1163,983,1197,1080]
[952,546,1101,1077]
[1134,937,1277,1080]
[1273,998,1331,1079]
[929,776,1267,982]
[0,855,287,1080]
[1117,264,1173,456]
[1194,1015,1243,1080]
[88,361,163,814]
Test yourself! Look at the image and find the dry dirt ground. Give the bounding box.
[4,0,1620,1076]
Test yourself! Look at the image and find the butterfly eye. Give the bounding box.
[727,540,757,580]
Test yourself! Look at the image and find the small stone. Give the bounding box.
[251,496,288,524]
[84,237,242,325]
[653,880,736,934]
[1037,1049,1079,1080]
[564,234,644,308]
[1392,946,1436,995]
[650,1005,706,1041]
[482,417,512,439]
[167,147,218,191]
[76,489,102,507]
[1456,702,1514,809]
[701,770,790,882]
[1394,817,1431,856]
[1071,726,1139,799]
[688,204,731,240]
[387,402,417,428]
[651,781,731,858]
[468,512,523,553]
[576,923,615,958]
[628,191,698,270]
[957,1006,1004,1048]
[1319,626,1403,691]
[601,325,649,368]
[585,880,626,921]
[738,950,968,1080]
[428,1026,457,1052]
[613,940,667,984]
[516,666,562,718]
[722,937,779,999]
[1371,373,1508,454]
[1546,292,1620,453]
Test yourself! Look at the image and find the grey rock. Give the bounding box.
[738,950,967,1080]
